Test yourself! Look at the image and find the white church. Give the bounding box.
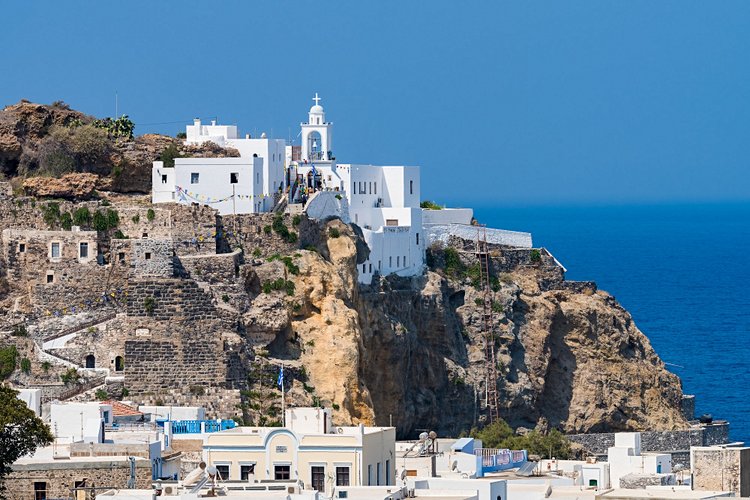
[151,94,426,283]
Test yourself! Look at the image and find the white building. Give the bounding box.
[288,95,424,283]
[50,402,113,444]
[607,433,672,489]
[153,119,285,215]
[202,407,396,496]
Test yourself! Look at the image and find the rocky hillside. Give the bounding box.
[242,220,688,437]
[0,100,238,194]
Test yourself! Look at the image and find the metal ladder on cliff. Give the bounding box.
[476,225,500,424]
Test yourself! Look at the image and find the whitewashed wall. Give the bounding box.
[424,224,533,248]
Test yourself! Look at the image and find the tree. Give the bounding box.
[469,419,572,459]
[0,386,54,492]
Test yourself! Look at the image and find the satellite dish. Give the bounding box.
[400,469,408,481]
[206,466,217,478]
[419,432,429,441]
[429,431,437,440]
[673,463,685,472]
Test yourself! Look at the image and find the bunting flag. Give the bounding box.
[175,186,271,205]
[44,288,127,318]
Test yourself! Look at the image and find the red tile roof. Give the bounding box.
[103,400,143,417]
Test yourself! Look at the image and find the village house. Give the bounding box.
[202,407,396,495]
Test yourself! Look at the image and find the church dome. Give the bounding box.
[309,104,324,114]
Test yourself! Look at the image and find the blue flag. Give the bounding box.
[277,365,284,388]
[311,162,318,178]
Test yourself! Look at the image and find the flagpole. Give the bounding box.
[280,363,285,427]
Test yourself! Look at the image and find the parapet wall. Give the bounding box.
[125,277,216,321]
[568,422,730,457]
[425,223,533,249]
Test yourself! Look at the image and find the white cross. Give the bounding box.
[312,93,321,106]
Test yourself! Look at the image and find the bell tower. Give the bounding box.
[300,93,333,162]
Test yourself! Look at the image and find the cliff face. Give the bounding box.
[260,222,688,437]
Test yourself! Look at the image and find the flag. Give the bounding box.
[277,365,284,388]
[311,162,318,178]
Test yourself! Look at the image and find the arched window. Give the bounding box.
[115,356,124,372]
[85,354,95,369]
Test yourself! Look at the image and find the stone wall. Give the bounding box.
[2,228,128,314]
[424,223,533,248]
[176,250,241,284]
[222,212,303,258]
[692,447,750,497]
[125,278,216,321]
[619,473,673,489]
[568,423,731,459]
[7,458,152,500]
[681,395,696,421]
[166,203,221,256]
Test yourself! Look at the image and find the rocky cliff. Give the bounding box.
[238,220,687,437]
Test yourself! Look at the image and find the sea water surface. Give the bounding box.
[472,202,750,444]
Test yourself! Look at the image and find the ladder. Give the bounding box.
[476,225,500,424]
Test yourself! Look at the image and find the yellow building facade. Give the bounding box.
[203,408,396,495]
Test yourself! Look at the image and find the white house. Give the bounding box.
[288,95,424,283]
[607,433,672,488]
[153,119,284,214]
[50,402,113,444]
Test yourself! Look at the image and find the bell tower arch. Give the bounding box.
[300,93,333,161]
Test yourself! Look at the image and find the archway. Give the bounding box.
[115,356,124,372]
[85,354,95,369]
[306,131,322,161]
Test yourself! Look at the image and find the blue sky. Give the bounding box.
[2,1,749,206]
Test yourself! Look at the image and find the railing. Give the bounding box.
[171,419,236,434]
[43,312,117,342]
[474,448,528,472]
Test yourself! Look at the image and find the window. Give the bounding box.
[410,180,413,194]
[404,255,407,266]
[389,256,392,267]
[256,172,260,184]
[85,354,95,369]
[369,182,372,194]
[374,183,377,195]
[161,174,168,184]
[145,252,152,260]
[230,172,239,184]
[369,263,372,273]
[397,256,400,267]
[311,466,325,492]
[34,481,47,500]
[416,233,420,245]
[385,460,390,486]
[46,273,54,284]
[215,464,230,480]
[18,243,25,253]
[274,465,291,480]
[118,252,125,263]
[115,356,124,372]
[377,462,382,486]
[336,467,350,486]
[79,242,88,259]
[240,464,255,481]
[367,464,372,486]
[362,264,366,273]
[385,219,398,226]
[191,173,199,184]
[51,242,60,258]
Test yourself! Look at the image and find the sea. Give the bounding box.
[473,202,750,444]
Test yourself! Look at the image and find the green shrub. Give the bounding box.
[41,361,51,371]
[263,225,272,235]
[12,324,28,337]
[0,346,18,379]
[261,278,295,296]
[474,298,484,306]
[492,301,504,313]
[332,403,340,411]
[131,214,140,224]
[100,199,110,206]
[176,132,187,139]
[469,419,572,459]
[113,230,127,239]
[222,294,230,302]
[95,389,109,401]
[41,202,61,227]
[60,367,81,385]
[20,357,31,374]
[60,212,73,230]
[106,208,119,228]
[252,248,261,257]
[530,249,542,263]
[73,207,91,227]
[285,232,298,244]
[335,194,342,200]
[420,200,443,210]
[281,256,299,275]
[144,296,155,315]
[159,144,182,168]
[292,214,301,227]
[443,247,463,276]
[92,211,108,231]
[328,227,340,238]
[146,208,155,221]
